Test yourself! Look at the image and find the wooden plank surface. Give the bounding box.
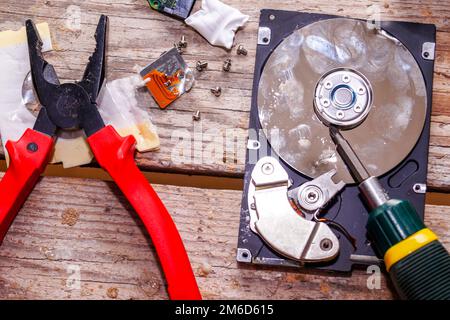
[0,174,448,300]
[0,0,449,301]
[0,0,450,191]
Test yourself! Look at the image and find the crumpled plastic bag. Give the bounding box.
[185,0,249,49]
[98,75,160,152]
[0,23,159,168]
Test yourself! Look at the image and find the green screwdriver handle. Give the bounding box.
[367,199,450,299]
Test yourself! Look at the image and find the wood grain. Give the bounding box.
[0,0,449,300]
[1,173,447,300]
[0,0,449,190]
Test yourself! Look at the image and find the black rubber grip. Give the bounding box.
[390,241,450,300]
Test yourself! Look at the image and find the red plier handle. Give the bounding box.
[0,127,200,299]
[0,129,53,243]
[87,126,201,300]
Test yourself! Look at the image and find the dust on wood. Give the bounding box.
[61,208,80,226]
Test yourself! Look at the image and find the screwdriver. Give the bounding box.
[329,126,450,299]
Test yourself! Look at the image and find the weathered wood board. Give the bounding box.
[0,0,449,190]
[0,0,449,300]
[0,174,447,300]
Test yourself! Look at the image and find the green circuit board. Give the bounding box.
[148,0,196,20]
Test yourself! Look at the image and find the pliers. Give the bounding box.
[0,15,201,300]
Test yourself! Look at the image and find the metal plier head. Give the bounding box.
[26,15,107,137]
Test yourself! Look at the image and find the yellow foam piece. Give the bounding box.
[0,23,51,48]
[117,121,160,152]
[51,136,94,169]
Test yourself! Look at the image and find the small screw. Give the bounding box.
[269,14,276,21]
[211,86,222,97]
[179,35,188,49]
[320,239,333,251]
[237,45,248,56]
[192,110,201,121]
[196,60,208,72]
[261,162,274,175]
[336,111,345,119]
[223,58,232,72]
[423,51,429,58]
[307,191,319,203]
[27,142,38,152]
[413,183,427,194]
[174,42,183,54]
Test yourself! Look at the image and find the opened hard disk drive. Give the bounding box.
[237,10,436,272]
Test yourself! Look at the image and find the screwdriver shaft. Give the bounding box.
[329,126,389,209]
[329,126,370,183]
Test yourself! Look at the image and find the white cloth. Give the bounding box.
[185,0,249,49]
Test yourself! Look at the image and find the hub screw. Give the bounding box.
[354,105,362,113]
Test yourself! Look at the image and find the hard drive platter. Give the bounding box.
[237,10,436,272]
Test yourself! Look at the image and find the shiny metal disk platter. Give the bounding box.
[258,18,427,183]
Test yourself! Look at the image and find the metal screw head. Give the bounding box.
[179,35,188,48]
[174,42,183,54]
[320,238,333,251]
[322,99,330,107]
[211,86,222,97]
[336,111,345,119]
[354,105,362,113]
[306,190,319,203]
[237,45,248,56]
[325,81,333,89]
[196,60,208,72]
[27,142,38,152]
[192,110,201,121]
[223,59,232,72]
[413,183,427,194]
[261,162,274,175]
[343,74,350,83]
[269,14,276,21]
